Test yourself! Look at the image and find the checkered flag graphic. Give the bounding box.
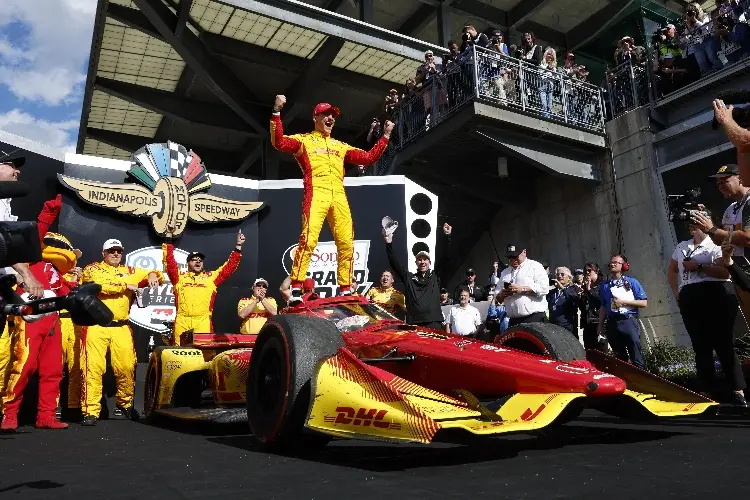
[168,141,190,178]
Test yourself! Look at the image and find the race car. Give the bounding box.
[144,294,716,450]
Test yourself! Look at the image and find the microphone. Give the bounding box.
[0,181,31,199]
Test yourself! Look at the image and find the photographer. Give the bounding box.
[691,164,750,318]
[459,25,490,55]
[0,152,44,298]
[667,211,746,406]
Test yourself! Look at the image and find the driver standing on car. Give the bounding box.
[80,239,164,426]
[162,229,245,345]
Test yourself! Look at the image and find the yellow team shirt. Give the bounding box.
[238,297,278,335]
[365,286,406,314]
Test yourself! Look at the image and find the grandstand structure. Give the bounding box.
[76,0,750,341]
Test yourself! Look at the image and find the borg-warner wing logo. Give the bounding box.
[58,141,264,237]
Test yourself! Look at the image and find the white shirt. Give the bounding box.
[671,236,728,291]
[499,258,549,318]
[721,198,749,258]
[446,304,481,336]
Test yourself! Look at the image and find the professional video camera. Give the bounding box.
[0,180,113,333]
[712,89,750,129]
[462,32,473,43]
[667,187,709,221]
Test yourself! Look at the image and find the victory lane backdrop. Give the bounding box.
[60,161,260,361]
[257,181,409,300]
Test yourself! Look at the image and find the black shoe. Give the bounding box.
[730,392,748,407]
[81,416,97,426]
[61,407,83,423]
[116,405,140,421]
[288,288,303,306]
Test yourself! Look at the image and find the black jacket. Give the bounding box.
[386,235,453,325]
[547,285,580,332]
[579,285,602,328]
[453,280,486,304]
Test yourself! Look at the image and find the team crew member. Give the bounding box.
[238,278,278,335]
[163,230,244,345]
[1,228,81,431]
[80,239,164,426]
[60,265,83,419]
[384,222,453,329]
[270,95,394,304]
[445,288,482,336]
[692,164,750,320]
[668,216,746,406]
[597,255,648,368]
[496,245,549,326]
[365,270,406,315]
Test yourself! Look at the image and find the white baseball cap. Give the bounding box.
[253,278,269,287]
[415,250,431,261]
[103,239,124,251]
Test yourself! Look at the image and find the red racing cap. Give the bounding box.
[313,102,341,118]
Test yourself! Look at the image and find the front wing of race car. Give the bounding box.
[304,348,716,444]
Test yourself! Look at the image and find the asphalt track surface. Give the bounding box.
[2,406,750,500]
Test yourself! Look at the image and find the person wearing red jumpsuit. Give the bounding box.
[1,196,77,431]
[270,95,394,304]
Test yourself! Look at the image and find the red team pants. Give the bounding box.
[2,315,63,419]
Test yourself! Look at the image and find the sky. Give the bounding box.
[0,0,98,153]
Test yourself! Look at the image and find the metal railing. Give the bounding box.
[604,60,651,119]
[374,45,607,173]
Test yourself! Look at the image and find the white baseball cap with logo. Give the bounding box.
[103,239,124,251]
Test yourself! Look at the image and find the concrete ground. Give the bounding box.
[1,409,749,499]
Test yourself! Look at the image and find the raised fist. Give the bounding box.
[383,120,395,137]
[443,223,452,235]
[274,95,287,111]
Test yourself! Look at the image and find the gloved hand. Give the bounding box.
[37,194,63,240]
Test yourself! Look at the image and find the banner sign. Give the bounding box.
[281,240,374,297]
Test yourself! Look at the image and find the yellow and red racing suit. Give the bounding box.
[237,296,278,335]
[270,113,389,291]
[162,243,241,345]
[60,271,82,409]
[365,286,406,315]
[80,262,164,418]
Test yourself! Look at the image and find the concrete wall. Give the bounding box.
[447,108,689,347]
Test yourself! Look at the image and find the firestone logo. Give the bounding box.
[281,240,373,297]
[126,246,188,332]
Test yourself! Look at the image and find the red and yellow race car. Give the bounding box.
[144,295,715,451]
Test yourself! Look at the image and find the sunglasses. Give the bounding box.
[255,283,268,289]
[189,258,203,263]
[106,248,123,255]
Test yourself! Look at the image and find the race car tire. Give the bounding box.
[247,314,344,452]
[495,323,586,362]
[144,348,164,422]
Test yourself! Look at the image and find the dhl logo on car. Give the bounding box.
[324,406,402,430]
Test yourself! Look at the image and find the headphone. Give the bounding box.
[614,254,629,272]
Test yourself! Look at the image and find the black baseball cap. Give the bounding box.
[466,268,476,275]
[0,150,25,168]
[709,164,739,178]
[186,251,205,261]
[506,244,523,258]
[440,287,448,294]
[574,268,584,275]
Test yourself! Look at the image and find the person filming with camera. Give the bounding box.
[691,164,750,317]
[667,209,746,406]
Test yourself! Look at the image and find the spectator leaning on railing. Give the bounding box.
[515,32,542,65]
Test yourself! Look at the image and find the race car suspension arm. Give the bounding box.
[359,347,415,364]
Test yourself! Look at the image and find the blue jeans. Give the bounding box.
[539,82,553,118]
[606,315,644,368]
[692,39,723,72]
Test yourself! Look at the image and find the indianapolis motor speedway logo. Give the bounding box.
[58,141,263,237]
[282,240,374,297]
